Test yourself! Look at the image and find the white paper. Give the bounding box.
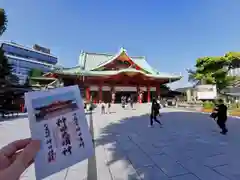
[25,85,94,180]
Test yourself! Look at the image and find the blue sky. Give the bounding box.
[2,0,240,89]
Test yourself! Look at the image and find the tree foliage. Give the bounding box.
[0,9,20,114]
[0,48,12,79]
[28,68,43,77]
[0,48,19,85]
[0,8,19,86]
[188,55,238,92]
[0,8,7,36]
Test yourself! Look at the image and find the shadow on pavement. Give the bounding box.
[94,110,240,179]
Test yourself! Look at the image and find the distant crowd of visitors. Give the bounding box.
[100,96,134,114]
[96,95,229,135]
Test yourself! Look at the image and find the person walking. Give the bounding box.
[128,97,131,107]
[101,102,106,114]
[107,102,111,114]
[130,96,134,109]
[149,99,162,127]
[215,99,228,135]
[121,96,124,108]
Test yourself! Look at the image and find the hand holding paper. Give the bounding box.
[0,139,40,180]
[24,85,94,180]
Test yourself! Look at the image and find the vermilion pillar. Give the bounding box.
[85,87,90,102]
[98,85,102,103]
[147,86,151,103]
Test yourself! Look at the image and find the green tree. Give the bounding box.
[28,68,43,77]
[0,8,19,85]
[0,48,11,79]
[27,68,43,86]
[0,8,13,87]
[0,48,19,86]
[0,8,7,36]
[188,55,236,92]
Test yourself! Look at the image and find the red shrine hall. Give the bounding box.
[46,48,181,103]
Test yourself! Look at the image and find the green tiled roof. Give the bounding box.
[79,48,170,75]
[55,68,181,80]
[55,48,182,81]
[79,51,112,70]
[57,66,83,74]
[79,48,152,71]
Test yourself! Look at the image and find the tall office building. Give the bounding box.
[0,41,58,84]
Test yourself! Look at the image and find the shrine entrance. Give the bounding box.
[115,92,138,103]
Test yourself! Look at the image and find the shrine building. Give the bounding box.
[44,48,181,103]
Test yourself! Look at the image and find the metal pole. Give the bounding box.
[87,107,97,180]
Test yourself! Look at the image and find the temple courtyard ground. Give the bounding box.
[1,104,240,180]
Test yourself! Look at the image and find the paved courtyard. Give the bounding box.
[1,104,240,180]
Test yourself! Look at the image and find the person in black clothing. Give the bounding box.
[215,99,228,135]
[129,96,134,109]
[149,99,162,127]
[107,102,111,114]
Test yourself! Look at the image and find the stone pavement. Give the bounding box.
[0,104,240,179]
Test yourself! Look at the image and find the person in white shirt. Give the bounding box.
[101,102,106,114]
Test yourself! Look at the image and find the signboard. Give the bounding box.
[196,85,217,100]
[33,44,51,54]
[25,85,94,180]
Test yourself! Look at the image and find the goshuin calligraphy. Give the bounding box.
[56,117,72,156]
[44,124,56,163]
[73,113,85,148]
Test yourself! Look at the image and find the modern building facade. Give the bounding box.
[0,41,58,84]
[44,48,181,103]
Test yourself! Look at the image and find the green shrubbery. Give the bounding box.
[203,101,215,109]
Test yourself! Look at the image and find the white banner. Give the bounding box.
[196,85,217,100]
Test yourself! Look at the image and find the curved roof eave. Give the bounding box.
[89,48,152,74]
[83,69,182,79]
[56,67,182,80]
[90,47,126,71]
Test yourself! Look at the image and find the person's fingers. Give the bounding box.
[10,150,34,168]
[0,138,31,157]
[9,150,22,164]
[5,140,40,179]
